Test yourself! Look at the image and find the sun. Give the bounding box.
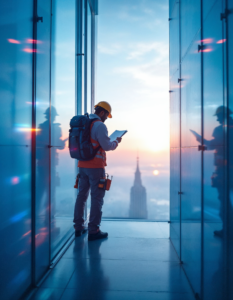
[153,170,159,176]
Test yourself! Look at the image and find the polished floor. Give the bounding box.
[31,221,195,300]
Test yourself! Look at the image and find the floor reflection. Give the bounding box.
[73,236,109,300]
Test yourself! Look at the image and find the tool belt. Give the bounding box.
[74,173,112,191]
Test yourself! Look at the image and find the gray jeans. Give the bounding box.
[73,167,105,234]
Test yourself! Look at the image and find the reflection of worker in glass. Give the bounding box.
[193,106,233,237]
[37,106,67,230]
[73,237,108,299]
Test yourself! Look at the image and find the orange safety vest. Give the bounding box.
[78,120,107,169]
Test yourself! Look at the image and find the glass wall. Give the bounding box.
[203,0,227,298]
[0,1,33,299]
[169,0,180,256]
[50,0,76,260]
[35,0,51,282]
[0,0,98,298]
[169,0,232,299]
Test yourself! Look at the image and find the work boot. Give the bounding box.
[75,228,87,237]
[88,230,108,241]
[214,229,223,238]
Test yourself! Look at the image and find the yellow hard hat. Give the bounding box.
[94,101,112,118]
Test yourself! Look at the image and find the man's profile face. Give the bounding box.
[216,113,224,124]
[99,111,109,123]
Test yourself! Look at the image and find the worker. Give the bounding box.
[73,101,121,241]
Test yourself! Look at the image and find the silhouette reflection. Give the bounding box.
[192,105,233,237]
[73,236,109,300]
[36,106,67,233]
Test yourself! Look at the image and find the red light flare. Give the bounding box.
[11,177,19,185]
[200,48,212,53]
[217,39,226,44]
[23,230,31,237]
[23,48,37,53]
[200,38,213,44]
[17,128,41,132]
[26,38,42,44]
[19,251,25,256]
[8,39,21,44]
[40,227,48,231]
[35,232,48,247]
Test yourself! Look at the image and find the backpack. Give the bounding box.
[69,114,100,161]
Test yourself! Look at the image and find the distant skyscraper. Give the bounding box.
[129,157,147,219]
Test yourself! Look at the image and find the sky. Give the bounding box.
[95,0,170,219]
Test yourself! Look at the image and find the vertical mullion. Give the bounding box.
[91,12,95,112]
[84,0,87,220]
[31,0,37,288]
[84,0,87,114]
[179,0,182,262]
[224,0,230,298]
[49,0,53,264]
[76,0,83,116]
[200,0,204,298]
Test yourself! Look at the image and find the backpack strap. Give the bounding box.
[90,119,102,153]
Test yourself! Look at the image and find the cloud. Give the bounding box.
[114,62,168,88]
[126,41,168,60]
[109,41,168,88]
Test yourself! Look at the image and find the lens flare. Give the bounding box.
[23,48,37,53]
[217,39,226,44]
[26,39,42,44]
[8,39,21,44]
[11,177,19,184]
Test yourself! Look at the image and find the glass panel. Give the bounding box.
[181,0,201,58]
[169,0,177,16]
[0,147,32,299]
[203,0,219,20]
[170,147,180,256]
[170,71,180,148]
[169,2,179,78]
[97,0,169,221]
[181,37,201,147]
[51,0,76,258]
[202,0,226,299]
[181,147,201,297]
[0,1,33,298]
[0,2,33,146]
[35,0,51,281]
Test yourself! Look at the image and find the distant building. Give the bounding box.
[129,158,147,219]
